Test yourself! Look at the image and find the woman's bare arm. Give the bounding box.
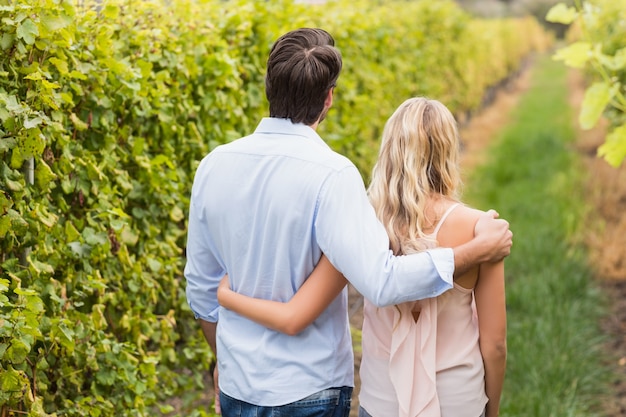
[217,254,348,336]
[453,210,512,277]
[474,260,507,417]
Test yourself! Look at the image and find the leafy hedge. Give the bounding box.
[0,0,550,415]
[547,0,626,167]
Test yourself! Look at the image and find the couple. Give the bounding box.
[184,28,510,417]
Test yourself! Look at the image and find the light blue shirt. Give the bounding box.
[184,117,454,406]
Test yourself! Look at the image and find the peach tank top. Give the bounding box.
[358,203,488,417]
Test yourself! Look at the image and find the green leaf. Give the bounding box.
[35,159,58,191]
[28,397,50,417]
[3,94,26,114]
[14,287,39,297]
[41,79,60,90]
[6,338,30,364]
[120,228,139,245]
[5,176,23,192]
[69,70,87,80]
[0,366,26,392]
[117,243,133,267]
[107,208,131,219]
[83,227,107,245]
[0,191,11,212]
[0,104,9,124]
[20,128,46,158]
[109,218,125,231]
[0,137,16,152]
[151,154,175,169]
[68,241,91,258]
[158,405,175,414]
[579,82,612,129]
[49,57,69,75]
[16,18,39,45]
[598,47,626,71]
[8,208,28,234]
[169,206,184,222]
[545,3,578,25]
[553,42,592,69]
[0,215,10,238]
[102,4,120,19]
[64,221,80,241]
[147,258,162,272]
[70,113,88,130]
[34,203,59,228]
[25,72,43,81]
[23,116,43,129]
[96,368,116,386]
[0,33,15,50]
[41,12,72,32]
[598,123,626,167]
[30,258,55,276]
[52,320,75,353]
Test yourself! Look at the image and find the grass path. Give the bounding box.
[466,54,612,416]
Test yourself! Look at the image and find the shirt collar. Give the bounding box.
[254,118,330,149]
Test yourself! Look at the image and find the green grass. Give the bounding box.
[466,55,612,416]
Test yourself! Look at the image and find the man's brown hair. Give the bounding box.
[265,28,342,125]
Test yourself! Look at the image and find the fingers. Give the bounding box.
[484,209,499,219]
[500,229,514,259]
[490,216,509,231]
[219,275,228,286]
[496,218,510,230]
[475,209,514,262]
[214,391,221,415]
[218,275,231,297]
[475,210,507,236]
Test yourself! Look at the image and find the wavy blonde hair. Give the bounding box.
[367,97,462,255]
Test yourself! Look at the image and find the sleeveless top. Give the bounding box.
[358,203,489,417]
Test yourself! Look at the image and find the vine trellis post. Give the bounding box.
[19,157,34,267]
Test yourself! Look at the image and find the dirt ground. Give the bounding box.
[347,62,626,416]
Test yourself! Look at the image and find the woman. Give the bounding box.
[218,97,507,417]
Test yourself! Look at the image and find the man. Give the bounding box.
[184,28,512,417]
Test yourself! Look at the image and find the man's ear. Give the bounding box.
[324,87,334,109]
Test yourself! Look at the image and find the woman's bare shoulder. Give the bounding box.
[437,203,485,246]
[456,204,485,223]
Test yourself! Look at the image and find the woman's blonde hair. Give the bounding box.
[367,97,461,255]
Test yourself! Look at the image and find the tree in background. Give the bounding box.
[547,0,626,168]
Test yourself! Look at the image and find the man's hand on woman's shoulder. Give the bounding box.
[474,209,513,263]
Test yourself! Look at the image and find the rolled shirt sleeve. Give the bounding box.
[184,194,224,323]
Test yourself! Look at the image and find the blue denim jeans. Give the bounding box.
[220,387,353,417]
